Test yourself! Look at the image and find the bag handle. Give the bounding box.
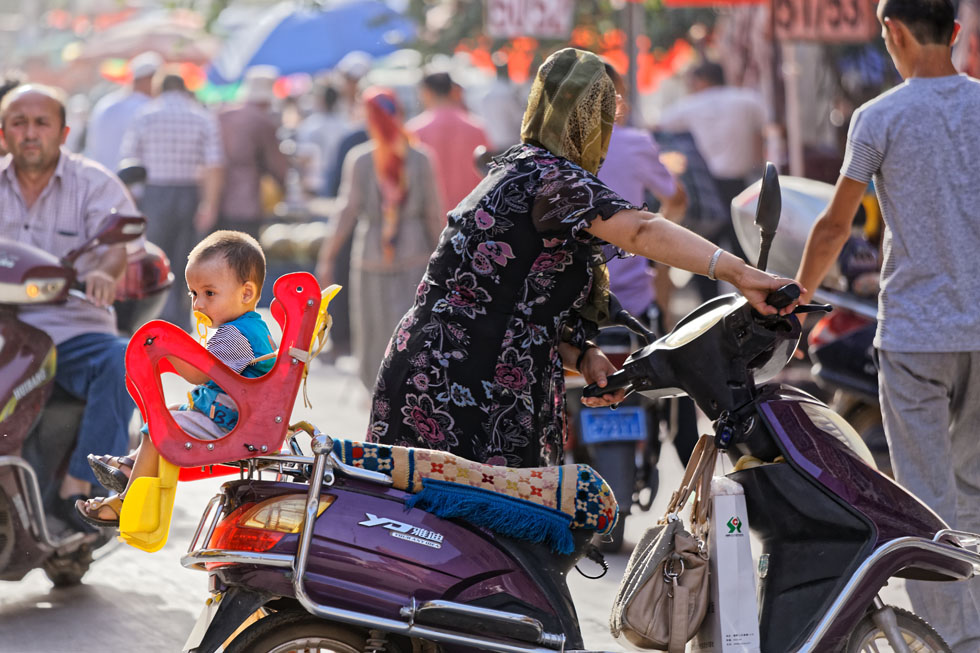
[663,434,718,527]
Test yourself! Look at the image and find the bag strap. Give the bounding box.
[663,434,718,527]
[668,581,689,653]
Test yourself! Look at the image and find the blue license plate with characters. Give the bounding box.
[579,406,647,444]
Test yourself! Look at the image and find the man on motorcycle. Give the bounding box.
[0,84,138,532]
[796,0,980,649]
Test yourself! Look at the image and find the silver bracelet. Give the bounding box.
[707,247,724,281]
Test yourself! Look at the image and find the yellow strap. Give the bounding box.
[299,313,333,409]
[297,285,340,410]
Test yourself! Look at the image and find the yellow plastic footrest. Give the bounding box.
[119,455,179,553]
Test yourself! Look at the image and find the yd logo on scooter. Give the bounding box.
[358,513,445,548]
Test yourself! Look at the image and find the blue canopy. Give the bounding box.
[207,0,417,85]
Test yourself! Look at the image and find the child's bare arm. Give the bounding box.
[165,355,212,385]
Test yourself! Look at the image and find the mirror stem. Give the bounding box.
[756,234,774,271]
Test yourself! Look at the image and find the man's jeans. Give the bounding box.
[54,332,134,486]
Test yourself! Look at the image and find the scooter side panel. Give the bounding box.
[218,479,559,622]
[0,315,55,455]
[760,396,947,545]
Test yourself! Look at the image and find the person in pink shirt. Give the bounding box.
[406,72,489,217]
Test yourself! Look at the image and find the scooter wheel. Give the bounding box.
[223,609,366,653]
[844,606,951,653]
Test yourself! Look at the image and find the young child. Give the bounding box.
[76,230,276,527]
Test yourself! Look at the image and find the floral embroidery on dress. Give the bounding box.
[368,144,635,467]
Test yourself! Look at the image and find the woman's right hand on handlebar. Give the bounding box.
[733,265,804,317]
[579,347,627,407]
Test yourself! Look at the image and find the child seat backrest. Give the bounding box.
[125,272,321,468]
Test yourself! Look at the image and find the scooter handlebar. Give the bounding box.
[581,369,632,399]
[765,283,800,310]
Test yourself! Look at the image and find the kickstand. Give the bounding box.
[575,542,609,579]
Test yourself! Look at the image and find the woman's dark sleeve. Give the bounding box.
[530,160,638,243]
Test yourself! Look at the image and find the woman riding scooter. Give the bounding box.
[366,48,797,468]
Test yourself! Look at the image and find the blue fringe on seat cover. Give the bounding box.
[405,478,576,554]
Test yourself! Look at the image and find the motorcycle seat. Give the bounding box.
[118,272,339,552]
[331,438,619,554]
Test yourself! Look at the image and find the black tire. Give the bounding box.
[845,402,892,477]
[634,466,658,512]
[223,609,366,653]
[43,545,93,587]
[590,441,636,553]
[844,606,951,653]
[0,491,16,571]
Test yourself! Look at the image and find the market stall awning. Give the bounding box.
[207,0,416,85]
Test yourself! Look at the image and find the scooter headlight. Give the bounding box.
[0,278,67,304]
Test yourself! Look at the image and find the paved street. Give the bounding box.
[0,346,909,652]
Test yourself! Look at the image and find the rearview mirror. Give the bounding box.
[62,214,147,266]
[754,162,781,270]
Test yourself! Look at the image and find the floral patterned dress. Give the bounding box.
[368,144,636,467]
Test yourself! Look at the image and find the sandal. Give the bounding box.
[75,494,124,529]
[53,493,97,534]
[88,453,135,494]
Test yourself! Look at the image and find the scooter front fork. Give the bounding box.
[869,596,912,653]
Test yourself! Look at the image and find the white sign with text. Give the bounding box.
[486,0,574,39]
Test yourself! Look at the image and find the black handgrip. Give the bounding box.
[582,370,632,398]
[765,283,801,310]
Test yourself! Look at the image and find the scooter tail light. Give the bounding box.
[238,495,335,534]
[207,495,335,561]
[808,310,873,348]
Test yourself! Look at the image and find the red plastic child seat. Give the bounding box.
[125,272,322,469]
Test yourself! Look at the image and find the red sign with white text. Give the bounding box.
[773,0,880,42]
[486,0,574,40]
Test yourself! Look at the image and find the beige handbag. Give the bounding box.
[610,435,718,652]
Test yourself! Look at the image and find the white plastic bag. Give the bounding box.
[689,477,760,653]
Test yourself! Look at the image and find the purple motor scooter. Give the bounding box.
[0,214,153,586]
[178,166,979,653]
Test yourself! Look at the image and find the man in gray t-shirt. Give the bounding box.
[797,0,980,648]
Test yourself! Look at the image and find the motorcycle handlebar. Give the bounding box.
[581,369,632,399]
[765,283,800,310]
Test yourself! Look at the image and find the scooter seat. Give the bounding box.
[332,439,619,554]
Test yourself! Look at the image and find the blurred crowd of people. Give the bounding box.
[0,44,769,398]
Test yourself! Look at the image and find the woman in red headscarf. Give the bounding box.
[316,87,444,391]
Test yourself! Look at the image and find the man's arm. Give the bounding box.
[795,175,867,303]
[75,168,141,306]
[77,244,127,307]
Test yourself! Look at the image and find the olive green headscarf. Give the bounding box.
[522,48,618,327]
[521,48,617,175]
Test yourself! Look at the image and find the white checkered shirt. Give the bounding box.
[0,148,138,343]
[119,91,224,185]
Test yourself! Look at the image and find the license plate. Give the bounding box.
[579,406,647,444]
[182,593,222,652]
